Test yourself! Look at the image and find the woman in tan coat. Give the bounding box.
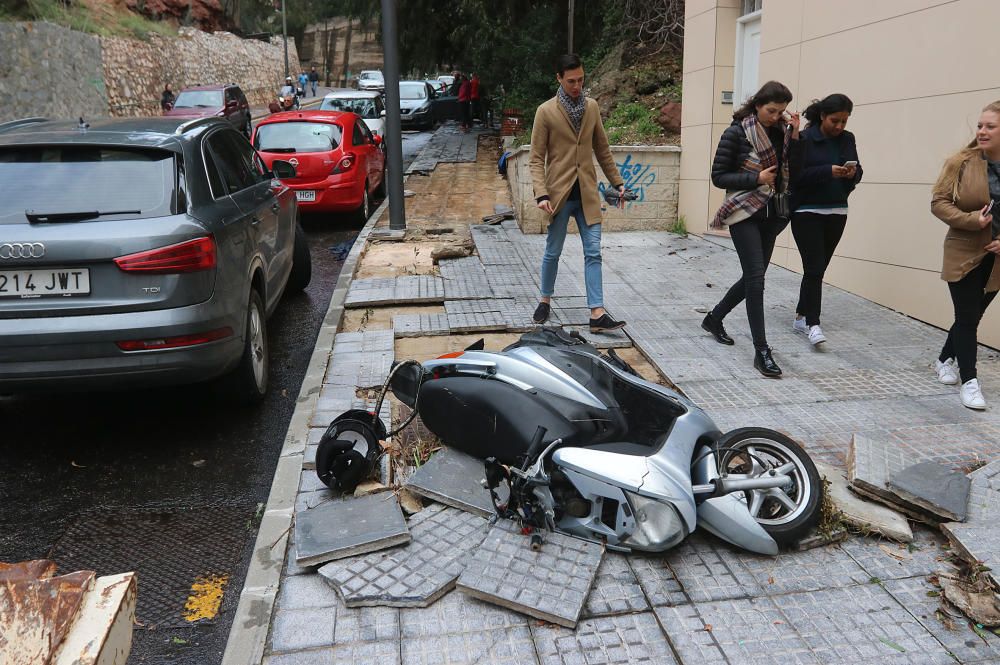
[930,100,1000,410]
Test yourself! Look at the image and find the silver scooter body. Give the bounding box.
[420,346,780,555]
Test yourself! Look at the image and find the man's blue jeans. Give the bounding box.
[540,199,603,308]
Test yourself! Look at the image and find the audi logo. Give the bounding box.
[0,243,45,259]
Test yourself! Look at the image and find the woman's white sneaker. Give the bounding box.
[935,358,959,385]
[807,325,826,345]
[793,317,808,333]
[960,378,986,410]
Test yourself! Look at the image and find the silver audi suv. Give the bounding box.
[0,116,311,401]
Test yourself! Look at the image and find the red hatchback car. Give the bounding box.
[253,111,385,221]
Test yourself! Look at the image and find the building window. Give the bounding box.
[741,0,762,16]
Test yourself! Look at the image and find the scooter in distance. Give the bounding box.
[322,331,822,555]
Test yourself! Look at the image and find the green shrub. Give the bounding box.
[606,102,661,145]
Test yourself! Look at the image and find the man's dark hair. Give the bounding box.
[555,54,583,77]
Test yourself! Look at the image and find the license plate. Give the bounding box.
[295,190,316,202]
[0,268,90,298]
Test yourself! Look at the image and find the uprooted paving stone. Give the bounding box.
[457,519,604,629]
[816,462,913,542]
[847,433,941,524]
[888,461,971,522]
[403,447,499,518]
[937,573,1000,626]
[563,325,632,349]
[318,504,488,608]
[294,493,410,567]
[345,275,445,308]
[941,460,1000,590]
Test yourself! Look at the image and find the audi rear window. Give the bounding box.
[254,122,342,153]
[0,147,175,225]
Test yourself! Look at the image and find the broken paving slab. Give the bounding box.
[456,519,604,629]
[404,447,503,519]
[816,462,913,543]
[563,325,631,349]
[345,276,445,308]
[318,504,488,608]
[294,493,410,567]
[847,433,941,524]
[392,313,451,337]
[887,461,971,522]
[965,459,1000,522]
[940,522,1000,590]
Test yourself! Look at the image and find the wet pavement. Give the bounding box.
[0,128,433,664]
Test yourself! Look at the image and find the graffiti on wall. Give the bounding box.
[599,154,657,208]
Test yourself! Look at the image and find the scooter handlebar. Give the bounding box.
[523,426,548,469]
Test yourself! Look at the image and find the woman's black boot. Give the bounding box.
[754,347,782,378]
[701,313,734,345]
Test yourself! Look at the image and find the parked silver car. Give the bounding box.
[0,116,311,402]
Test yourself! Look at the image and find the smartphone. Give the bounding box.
[985,199,996,216]
[843,160,858,168]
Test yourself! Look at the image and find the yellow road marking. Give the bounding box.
[183,573,229,622]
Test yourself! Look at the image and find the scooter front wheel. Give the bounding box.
[714,428,821,546]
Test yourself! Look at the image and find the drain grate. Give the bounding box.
[48,506,251,629]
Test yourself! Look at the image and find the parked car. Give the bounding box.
[163,83,253,138]
[357,70,385,93]
[424,79,448,97]
[253,110,385,223]
[319,90,386,139]
[398,81,436,131]
[436,74,455,88]
[0,116,311,402]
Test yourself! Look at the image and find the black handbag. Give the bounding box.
[772,190,791,219]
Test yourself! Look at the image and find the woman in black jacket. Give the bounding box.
[789,94,862,346]
[701,81,800,378]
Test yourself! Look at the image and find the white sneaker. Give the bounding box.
[793,317,808,333]
[935,358,959,385]
[807,325,826,345]
[960,378,986,410]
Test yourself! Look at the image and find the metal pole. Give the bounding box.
[281,0,289,78]
[381,0,405,230]
[567,0,574,53]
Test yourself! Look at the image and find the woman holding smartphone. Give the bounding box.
[788,94,862,346]
[930,100,1000,409]
[702,81,799,378]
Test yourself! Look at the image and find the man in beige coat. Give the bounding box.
[529,54,626,333]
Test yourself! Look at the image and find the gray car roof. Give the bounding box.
[0,117,225,152]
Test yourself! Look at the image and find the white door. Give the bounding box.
[735,14,761,105]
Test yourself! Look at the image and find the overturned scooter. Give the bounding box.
[322,329,821,555]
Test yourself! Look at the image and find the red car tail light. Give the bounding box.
[331,153,356,174]
[114,237,216,274]
[116,326,233,351]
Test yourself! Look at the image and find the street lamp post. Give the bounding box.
[381,0,405,230]
[281,0,289,78]
[568,0,575,53]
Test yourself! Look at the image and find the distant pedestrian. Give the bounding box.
[160,84,175,112]
[702,81,799,378]
[298,71,308,97]
[309,66,319,97]
[528,53,627,334]
[788,93,862,347]
[458,75,472,131]
[929,100,1000,410]
[470,73,481,124]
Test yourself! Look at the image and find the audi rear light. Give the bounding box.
[331,153,356,174]
[116,326,233,351]
[114,237,216,274]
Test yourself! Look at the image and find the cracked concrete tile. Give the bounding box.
[532,612,677,665]
[404,447,498,518]
[457,520,603,628]
[582,552,649,618]
[888,462,971,522]
[295,493,410,567]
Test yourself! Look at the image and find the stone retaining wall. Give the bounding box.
[506,144,681,234]
[0,21,297,122]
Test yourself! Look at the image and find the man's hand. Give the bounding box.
[537,199,554,215]
[986,239,1000,254]
[757,165,777,187]
[617,184,625,196]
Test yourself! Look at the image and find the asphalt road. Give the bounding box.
[0,128,433,664]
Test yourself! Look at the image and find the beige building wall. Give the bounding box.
[679,0,1000,347]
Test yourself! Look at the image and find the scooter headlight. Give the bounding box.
[621,491,687,551]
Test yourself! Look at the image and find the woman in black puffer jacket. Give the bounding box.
[701,81,801,378]
[788,94,862,348]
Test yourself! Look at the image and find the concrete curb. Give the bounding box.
[220,195,391,665]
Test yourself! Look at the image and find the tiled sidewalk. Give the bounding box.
[247,129,1000,664]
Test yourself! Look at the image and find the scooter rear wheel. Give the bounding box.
[714,428,821,546]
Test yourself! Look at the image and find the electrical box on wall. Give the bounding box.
[721,91,733,105]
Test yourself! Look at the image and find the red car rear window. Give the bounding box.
[254,122,343,154]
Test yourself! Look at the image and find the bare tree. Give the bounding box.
[622,0,684,55]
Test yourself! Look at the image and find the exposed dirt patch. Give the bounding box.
[355,242,438,279]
